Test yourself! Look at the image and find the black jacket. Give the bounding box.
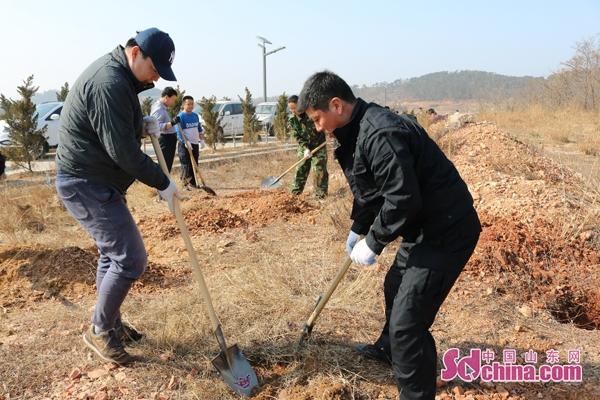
[56,46,169,193]
[333,98,475,254]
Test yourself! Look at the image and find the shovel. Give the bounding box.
[297,257,353,347]
[178,123,217,196]
[261,141,327,189]
[150,136,258,397]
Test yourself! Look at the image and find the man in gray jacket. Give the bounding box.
[151,86,178,172]
[56,28,178,365]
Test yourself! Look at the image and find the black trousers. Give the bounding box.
[177,141,199,187]
[375,210,481,400]
[158,134,178,173]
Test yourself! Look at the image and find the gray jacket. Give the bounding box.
[56,46,169,193]
[150,99,176,134]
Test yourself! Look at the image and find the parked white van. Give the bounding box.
[197,100,244,138]
[254,102,278,136]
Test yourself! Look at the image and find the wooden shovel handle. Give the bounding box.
[273,141,327,184]
[150,135,221,331]
[305,257,353,328]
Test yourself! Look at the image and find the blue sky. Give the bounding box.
[1,0,598,100]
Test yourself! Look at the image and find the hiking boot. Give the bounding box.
[115,321,143,344]
[83,325,132,365]
[354,343,392,364]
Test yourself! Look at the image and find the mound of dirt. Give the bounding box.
[441,122,596,228]
[467,212,600,329]
[140,189,318,239]
[0,245,189,308]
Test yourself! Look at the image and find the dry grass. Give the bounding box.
[477,103,600,186]
[2,134,600,399]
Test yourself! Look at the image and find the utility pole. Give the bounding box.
[257,36,285,102]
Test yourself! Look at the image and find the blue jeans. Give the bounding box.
[55,174,147,331]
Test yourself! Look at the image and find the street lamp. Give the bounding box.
[257,36,285,102]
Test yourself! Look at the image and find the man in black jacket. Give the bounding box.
[56,28,178,365]
[298,71,480,400]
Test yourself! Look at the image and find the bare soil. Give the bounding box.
[0,123,599,400]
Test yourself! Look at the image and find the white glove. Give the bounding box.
[350,239,377,266]
[158,179,179,213]
[345,230,360,255]
[143,116,160,138]
[303,148,311,159]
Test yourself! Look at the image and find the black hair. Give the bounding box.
[298,70,356,113]
[182,95,194,102]
[161,87,177,97]
[287,95,299,103]
[125,38,149,58]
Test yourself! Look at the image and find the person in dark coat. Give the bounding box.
[298,71,481,400]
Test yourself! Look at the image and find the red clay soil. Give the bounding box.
[0,245,189,308]
[467,212,600,329]
[139,189,318,239]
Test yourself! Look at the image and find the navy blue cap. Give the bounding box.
[134,28,176,81]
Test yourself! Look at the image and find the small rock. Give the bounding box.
[69,368,82,380]
[167,375,177,390]
[103,363,119,371]
[495,385,509,399]
[115,371,127,381]
[579,230,594,241]
[453,386,464,396]
[514,324,526,332]
[518,305,533,318]
[78,392,91,400]
[87,368,109,379]
[93,391,108,400]
[159,352,172,362]
[537,393,543,398]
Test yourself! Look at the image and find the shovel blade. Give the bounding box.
[261,176,282,189]
[200,185,217,196]
[211,344,259,397]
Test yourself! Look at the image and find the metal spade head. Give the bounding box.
[260,176,282,189]
[211,344,259,397]
[200,185,217,196]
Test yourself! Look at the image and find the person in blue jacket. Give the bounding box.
[175,95,204,189]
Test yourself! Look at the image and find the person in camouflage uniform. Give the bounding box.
[287,95,328,199]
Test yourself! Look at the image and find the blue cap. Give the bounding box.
[134,28,176,81]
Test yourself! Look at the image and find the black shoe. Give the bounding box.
[354,343,392,364]
[115,321,143,344]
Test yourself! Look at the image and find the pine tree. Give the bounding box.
[239,87,260,145]
[0,75,48,171]
[141,96,153,116]
[274,93,290,141]
[56,82,69,102]
[198,96,224,150]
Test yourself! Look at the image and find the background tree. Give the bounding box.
[239,87,260,145]
[274,93,289,141]
[0,75,48,171]
[199,96,224,150]
[169,86,186,118]
[141,96,153,116]
[56,82,69,102]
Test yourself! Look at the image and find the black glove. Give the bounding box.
[170,115,181,126]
